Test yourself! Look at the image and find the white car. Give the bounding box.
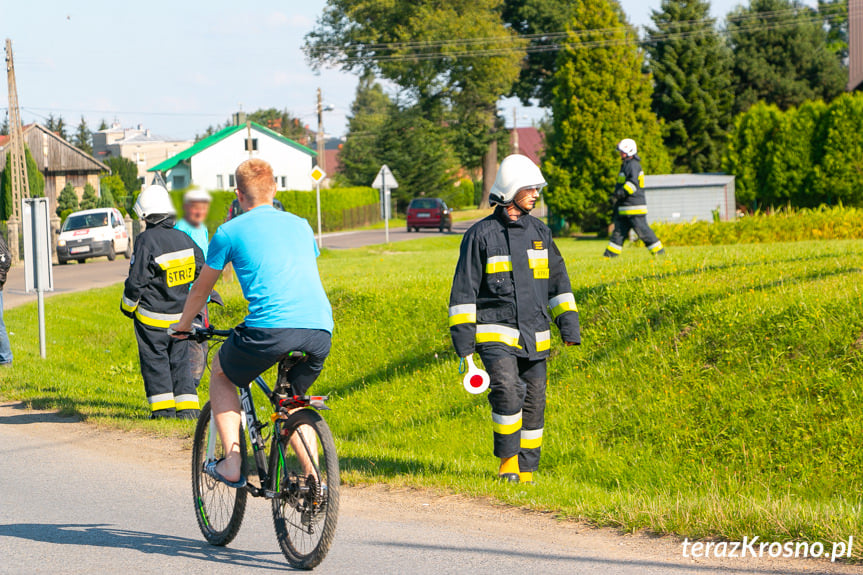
[57,208,131,265]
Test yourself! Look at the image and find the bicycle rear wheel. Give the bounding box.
[271,408,340,569]
[191,401,248,546]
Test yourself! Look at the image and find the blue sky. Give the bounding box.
[1,0,815,140]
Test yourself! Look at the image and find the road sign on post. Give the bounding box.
[22,197,53,358]
[372,165,398,244]
[311,165,327,249]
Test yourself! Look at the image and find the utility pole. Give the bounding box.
[512,107,520,155]
[5,38,29,262]
[316,87,325,173]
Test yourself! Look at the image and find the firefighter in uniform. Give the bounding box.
[449,154,581,484]
[121,185,204,419]
[604,138,665,258]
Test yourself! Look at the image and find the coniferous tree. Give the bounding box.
[339,72,394,187]
[646,0,733,172]
[543,0,670,231]
[80,183,98,210]
[56,183,79,217]
[98,119,109,131]
[729,0,846,113]
[73,116,92,155]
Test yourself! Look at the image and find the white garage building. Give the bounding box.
[148,122,317,191]
[643,174,736,223]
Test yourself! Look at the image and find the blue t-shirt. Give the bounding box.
[206,205,333,332]
[175,219,209,259]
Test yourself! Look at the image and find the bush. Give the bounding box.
[80,183,98,210]
[439,179,474,210]
[170,187,380,235]
[724,93,863,209]
[652,206,863,246]
[56,183,79,217]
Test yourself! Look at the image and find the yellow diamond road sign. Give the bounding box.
[311,166,327,183]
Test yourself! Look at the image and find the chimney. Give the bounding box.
[233,111,247,126]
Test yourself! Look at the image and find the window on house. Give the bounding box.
[229,174,236,188]
[216,175,224,189]
[280,176,287,189]
[245,138,258,151]
[173,175,186,189]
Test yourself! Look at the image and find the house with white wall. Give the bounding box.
[148,122,317,191]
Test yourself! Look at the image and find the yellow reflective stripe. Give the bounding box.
[135,308,183,329]
[606,242,622,255]
[175,394,200,411]
[121,295,139,313]
[623,181,637,194]
[154,248,196,270]
[536,330,551,352]
[638,171,645,188]
[647,241,663,254]
[549,293,578,319]
[476,324,522,349]
[527,248,548,270]
[520,428,543,449]
[492,411,522,435]
[448,304,477,326]
[485,255,512,274]
[618,205,647,215]
[148,393,175,411]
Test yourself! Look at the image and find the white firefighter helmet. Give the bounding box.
[617,138,638,157]
[134,185,176,221]
[489,154,547,206]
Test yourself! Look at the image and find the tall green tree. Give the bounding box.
[73,116,92,155]
[646,0,733,172]
[729,0,846,114]
[543,0,670,232]
[376,105,458,208]
[819,0,848,59]
[340,72,394,187]
[103,156,141,193]
[0,115,8,136]
[99,175,127,211]
[305,0,525,207]
[56,183,79,217]
[98,119,108,131]
[502,0,574,108]
[0,146,45,219]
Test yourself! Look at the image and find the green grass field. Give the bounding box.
[3,236,863,553]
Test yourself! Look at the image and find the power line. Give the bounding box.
[310,4,847,57]
[329,12,845,65]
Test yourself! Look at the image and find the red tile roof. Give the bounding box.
[512,127,544,165]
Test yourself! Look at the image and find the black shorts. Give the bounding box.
[218,324,331,394]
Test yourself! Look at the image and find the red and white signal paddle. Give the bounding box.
[462,354,490,394]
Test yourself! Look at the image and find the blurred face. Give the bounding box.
[619,150,627,160]
[183,200,210,226]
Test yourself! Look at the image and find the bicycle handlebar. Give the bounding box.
[167,326,232,342]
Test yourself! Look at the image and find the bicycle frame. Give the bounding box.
[205,374,329,500]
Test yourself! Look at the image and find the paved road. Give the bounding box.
[3,258,131,309]
[0,403,852,575]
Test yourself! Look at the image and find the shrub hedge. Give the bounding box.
[651,206,863,246]
[170,187,379,234]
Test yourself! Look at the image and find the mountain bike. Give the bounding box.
[179,326,339,570]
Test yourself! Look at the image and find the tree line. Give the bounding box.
[307,0,849,229]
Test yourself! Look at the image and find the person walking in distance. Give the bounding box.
[121,185,204,419]
[175,189,214,387]
[604,138,665,258]
[0,232,13,367]
[448,154,581,484]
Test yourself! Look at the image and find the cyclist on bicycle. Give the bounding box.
[172,158,333,488]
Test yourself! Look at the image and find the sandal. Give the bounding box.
[204,458,247,489]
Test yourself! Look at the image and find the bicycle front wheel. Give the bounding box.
[191,401,248,546]
[271,408,340,569]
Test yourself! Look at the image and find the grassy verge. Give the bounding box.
[3,237,863,553]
